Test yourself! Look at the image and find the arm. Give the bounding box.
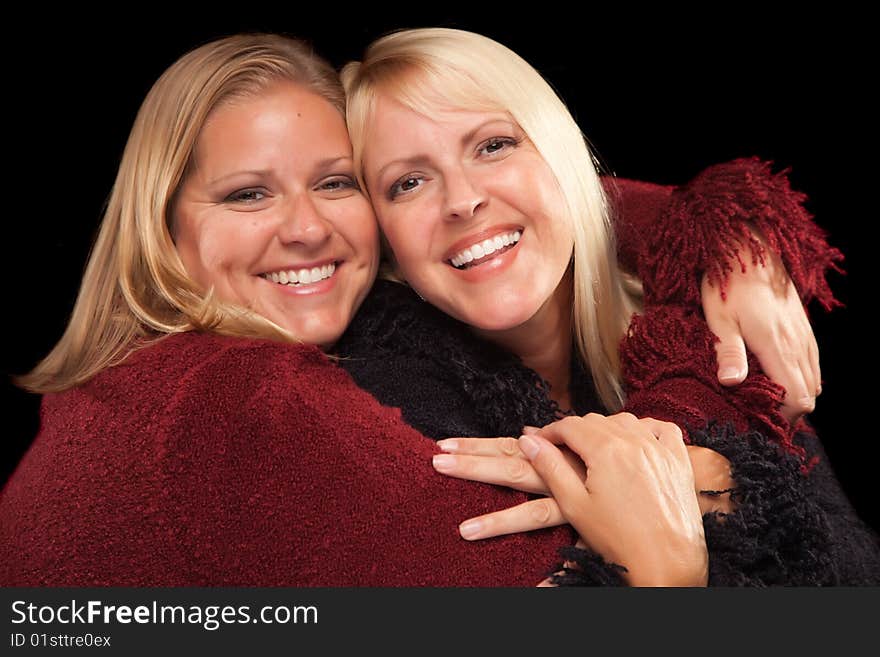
[159,338,573,586]
[607,160,844,423]
[611,158,843,310]
[622,306,879,585]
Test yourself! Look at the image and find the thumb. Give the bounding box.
[713,331,748,386]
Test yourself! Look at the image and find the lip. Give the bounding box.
[448,234,522,283]
[259,258,338,277]
[442,224,524,263]
[260,260,342,297]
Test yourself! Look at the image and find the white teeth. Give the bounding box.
[263,262,336,286]
[448,231,522,269]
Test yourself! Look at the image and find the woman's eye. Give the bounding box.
[319,176,358,192]
[388,175,424,200]
[225,188,266,203]
[478,137,517,157]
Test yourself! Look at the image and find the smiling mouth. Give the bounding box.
[448,230,522,270]
[261,262,338,286]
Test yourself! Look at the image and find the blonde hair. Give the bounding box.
[21,34,344,393]
[342,28,640,411]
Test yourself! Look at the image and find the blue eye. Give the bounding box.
[388,175,424,200]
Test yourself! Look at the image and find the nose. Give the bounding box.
[443,166,487,221]
[278,193,333,248]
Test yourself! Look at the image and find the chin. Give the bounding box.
[453,300,540,332]
[287,316,347,350]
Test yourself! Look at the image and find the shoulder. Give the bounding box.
[120,331,344,394]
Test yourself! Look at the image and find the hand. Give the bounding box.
[435,414,708,586]
[702,240,821,425]
[433,432,733,539]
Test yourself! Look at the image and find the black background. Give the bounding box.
[3,10,875,532]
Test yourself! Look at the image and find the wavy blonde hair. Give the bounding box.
[342,28,640,410]
[21,34,345,393]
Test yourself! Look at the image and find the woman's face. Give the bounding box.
[173,81,379,349]
[362,94,573,331]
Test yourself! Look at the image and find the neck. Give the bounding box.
[474,269,574,411]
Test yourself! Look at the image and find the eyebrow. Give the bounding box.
[373,118,516,182]
[206,157,353,186]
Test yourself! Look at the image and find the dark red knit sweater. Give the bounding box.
[0,333,570,586]
[0,158,847,586]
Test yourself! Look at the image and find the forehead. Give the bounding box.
[204,83,347,141]
[371,92,510,131]
[364,93,516,169]
[193,82,351,166]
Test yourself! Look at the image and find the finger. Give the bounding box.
[775,340,812,424]
[432,453,549,494]
[437,436,524,458]
[795,345,816,416]
[712,329,749,385]
[605,412,642,433]
[637,417,688,461]
[518,434,591,527]
[457,498,565,540]
[808,332,822,397]
[806,329,821,398]
[749,329,810,425]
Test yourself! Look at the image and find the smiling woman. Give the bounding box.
[172,81,379,349]
[0,33,582,586]
[2,29,876,588]
[337,27,880,584]
[364,101,575,335]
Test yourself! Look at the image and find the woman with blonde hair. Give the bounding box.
[1,32,580,586]
[337,27,879,584]
[1,31,872,587]
[1,30,732,587]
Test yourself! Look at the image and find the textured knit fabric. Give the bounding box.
[0,333,571,586]
[336,160,879,585]
[3,159,871,586]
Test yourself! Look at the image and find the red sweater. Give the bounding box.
[0,158,843,586]
[0,333,570,586]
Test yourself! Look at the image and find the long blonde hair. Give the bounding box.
[342,28,640,410]
[21,34,345,393]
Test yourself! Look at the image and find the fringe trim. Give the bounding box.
[640,157,844,310]
[691,424,837,586]
[622,305,798,456]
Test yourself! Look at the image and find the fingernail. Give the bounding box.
[519,434,540,459]
[522,426,540,435]
[432,454,456,471]
[459,519,484,540]
[816,384,823,396]
[437,439,458,453]
[718,366,743,382]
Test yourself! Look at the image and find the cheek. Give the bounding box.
[331,200,382,269]
[377,205,434,270]
[175,218,254,289]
